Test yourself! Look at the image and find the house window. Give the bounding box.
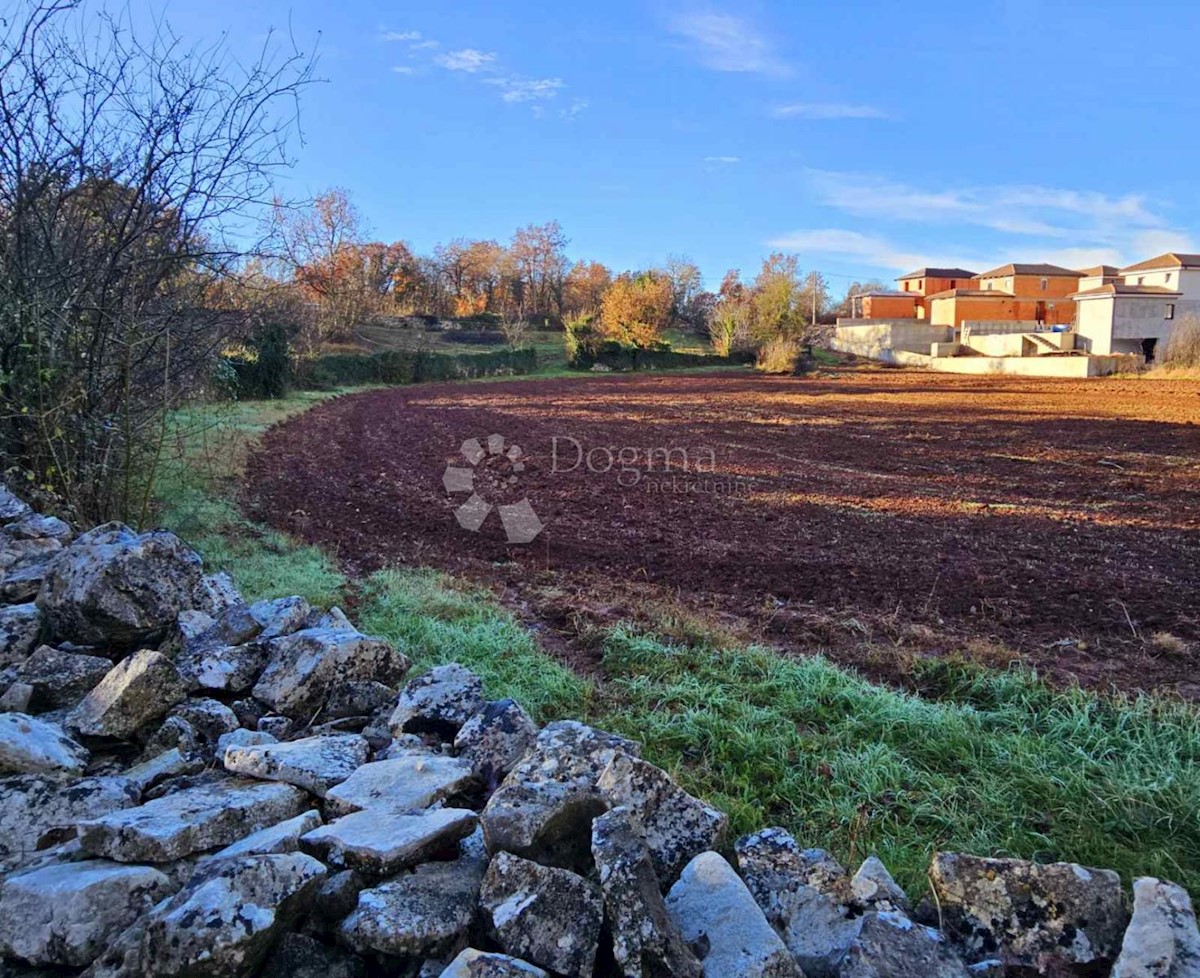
[1166,273,1173,284]
[1138,276,1145,285]
[1040,277,1048,291]
[1166,303,1175,320]
[950,280,957,288]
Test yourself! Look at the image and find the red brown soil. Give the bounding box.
[244,368,1200,697]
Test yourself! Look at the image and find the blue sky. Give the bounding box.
[161,0,1200,293]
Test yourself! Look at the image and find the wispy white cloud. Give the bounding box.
[804,169,1166,235]
[670,12,791,77]
[784,169,1196,269]
[767,228,986,273]
[704,155,740,164]
[435,48,498,72]
[483,76,565,102]
[561,98,589,120]
[394,33,581,114]
[773,103,888,120]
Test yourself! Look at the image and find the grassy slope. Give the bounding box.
[153,388,1200,898]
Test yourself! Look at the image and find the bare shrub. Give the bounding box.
[755,336,799,374]
[0,2,314,523]
[1160,314,1200,369]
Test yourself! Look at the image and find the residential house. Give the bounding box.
[858,290,918,318]
[1071,253,1200,358]
[893,267,978,318]
[927,263,1083,329]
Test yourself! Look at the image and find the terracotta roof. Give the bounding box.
[861,290,915,298]
[1070,283,1183,299]
[1078,265,1120,277]
[926,288,1015,299]
[977,263,1085,278]
[895,267,977,281]
[1119,252,1200,274]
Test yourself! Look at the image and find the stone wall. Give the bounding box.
[0,486,1194,978]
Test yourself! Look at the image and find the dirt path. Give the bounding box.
[245,369,1200,696]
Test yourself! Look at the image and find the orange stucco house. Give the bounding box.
[893,267,978,318]
[927,263,1084,328]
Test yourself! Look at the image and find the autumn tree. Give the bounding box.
[510,221,569,321]
[563,260,612,318]
[599,271,673,348]
[663,255,706,329]
[752,253,805,341]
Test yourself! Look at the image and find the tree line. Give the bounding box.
[0,1,873,526]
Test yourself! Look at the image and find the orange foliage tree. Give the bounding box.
[599,271,673,348]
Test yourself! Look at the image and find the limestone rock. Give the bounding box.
[479,851,603,978]
[190,571,243,617]
[15,645,111,711]
[325,679,397,720]
[852,855,911,914]
[840,911,971,978]
[66,650,188,739]
[6,513,72,542]
[224,733,369,797]
[309,869,365,935]
[0,682,32,712]
[736,828,859,977]
[253,625,409,718]
[930,852,1129,970]
[0,713,88,775]
[125,747,205,792]
[665,851,804,978]
[175,641,268,694]
[141,715,203,761]
[340,856,485,958]
[482,720,639,872]
[249,595,311,641]
[389,663,485,739]
[201,810,323,862]
[36,523,202,647]
[301,806,478,877]
[325,751,474,816]
[1111,877,1200,978]
[260,933,367,978]
[258,714,294,739]
[84,852,326,978]
[0,860,174,967]
[78,777,309,863]
[597,752,727,886]
[0,562,52,604]
[0,774,140,874]
[186,601,260,652]
[454,698,538,790]
[591,806,703,978]
[0,604,42,668]
[439,949,549,977]
[217,728,278,754]
[0,484,32,522]
[169,696,240,744]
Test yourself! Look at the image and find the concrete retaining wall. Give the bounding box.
[830,322,952,359]
[923,354,1137,378]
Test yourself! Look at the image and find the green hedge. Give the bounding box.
[294,347,538,390]
[569,341,753,371]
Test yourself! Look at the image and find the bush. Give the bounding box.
[223,322,293,399]
[568,339,752,372]
[292,347,538,390]
[1161,314,1200,368]
[755,336,800,374]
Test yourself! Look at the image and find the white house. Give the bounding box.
[1072,253,1200,359]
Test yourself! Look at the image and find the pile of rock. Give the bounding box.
[0,484,1197,978]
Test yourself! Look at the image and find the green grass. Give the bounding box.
[596,627,1200,894]
[152,384,1200,900]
